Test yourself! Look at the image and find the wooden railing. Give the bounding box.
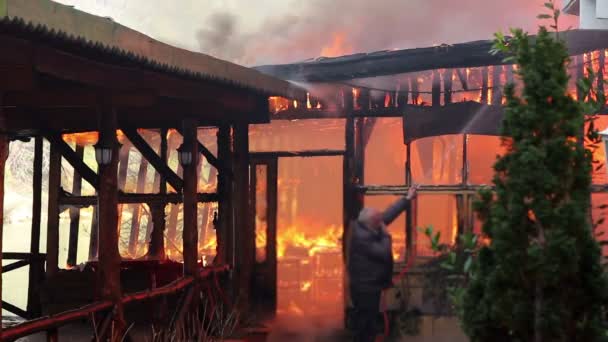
[1,265,229,341]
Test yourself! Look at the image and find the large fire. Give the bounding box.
[320,32,353,58]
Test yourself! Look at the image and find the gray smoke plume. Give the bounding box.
[196,0,577,66]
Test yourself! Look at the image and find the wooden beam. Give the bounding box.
[456,68,469,90]
[59,192,218,206]
[14,36,260,113]
[182,118,199,277]
[27,136,43,317]
[3,89,157,108]
[358,184,491,195]
[67,145,84,267]
[0,99,7,335]
[128,158,148,256]
[46,136,61,278]
[4,252,46,260]
[96,100,126,340]
[3,259,30,273]
[122,128,183,192]
[46,134,99,190]
[3,301,32,320]
[249,150,345,158]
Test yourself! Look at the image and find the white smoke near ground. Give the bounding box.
[196,0,578,66]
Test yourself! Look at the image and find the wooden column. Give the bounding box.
[128,158,148,256]
[147,128,167,259]
[492,66,503,106]
[0,94,8,337]
[342,114,355,258]
[89,206,99,260]
[443,69,453,105]
[397,78,410,109]
[353,117,365,215]
[67,145,84,267]
[432,70,441,106]
[46,136,61,278]
[216,125,232,265]
[182,119,199,277]
[96,102,125,340]
[27,136,43,316]
[481,67,489,104]
[147,202,166,259]
[233,122,250,309]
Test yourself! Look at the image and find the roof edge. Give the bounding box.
[563,0,580,16]
[1,0,306,100]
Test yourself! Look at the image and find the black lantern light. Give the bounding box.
[94,138,118,166]
[177,142,196,166]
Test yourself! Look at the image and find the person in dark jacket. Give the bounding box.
[347,184,419,342]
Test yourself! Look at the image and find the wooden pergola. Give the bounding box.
[0,0,304,340]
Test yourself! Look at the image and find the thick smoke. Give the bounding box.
[196,0,577,66]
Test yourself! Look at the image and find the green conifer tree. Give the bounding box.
[462,3,608,341]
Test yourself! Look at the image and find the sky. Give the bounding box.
[53,0,579,66]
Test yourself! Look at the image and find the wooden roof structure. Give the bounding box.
[255,29,608,82]
[0,0,306,137]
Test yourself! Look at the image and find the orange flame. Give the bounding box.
[320,32,353,57]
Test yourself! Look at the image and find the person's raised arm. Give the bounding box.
[382,184,419,225]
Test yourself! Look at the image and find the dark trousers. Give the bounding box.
[350,288,381,342]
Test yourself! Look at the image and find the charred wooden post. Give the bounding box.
[67,145,84,267]
[506,65,514,84]
[432,70,441,106]
[181,119,199,277]
[397,78,410,109]
[354,117,365,215]
[371,90,384,109]
[342,116,356,259]
[492,66,503,105]
[96,101,126,340]
[443,69,453,105]
[411,76,420,105]
[147,128,168,259]
[166,131,182,250]
[216,125,232,265]
[128,158,148,256]
[199,166,217,251]
[147,202,166,259]
[358,88,370,110]
[0,95,8,337]
[576,55,585,101]
[456,69,469,91]
[481,67,489,104]
[233,122,251,309]
[89,206,99,260]
[46,136,61,278]
[27,136,43,316]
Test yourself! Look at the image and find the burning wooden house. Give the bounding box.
[252,29,608,332]
[0,0,305,340]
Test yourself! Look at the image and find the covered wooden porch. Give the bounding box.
[0,0,304,340]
